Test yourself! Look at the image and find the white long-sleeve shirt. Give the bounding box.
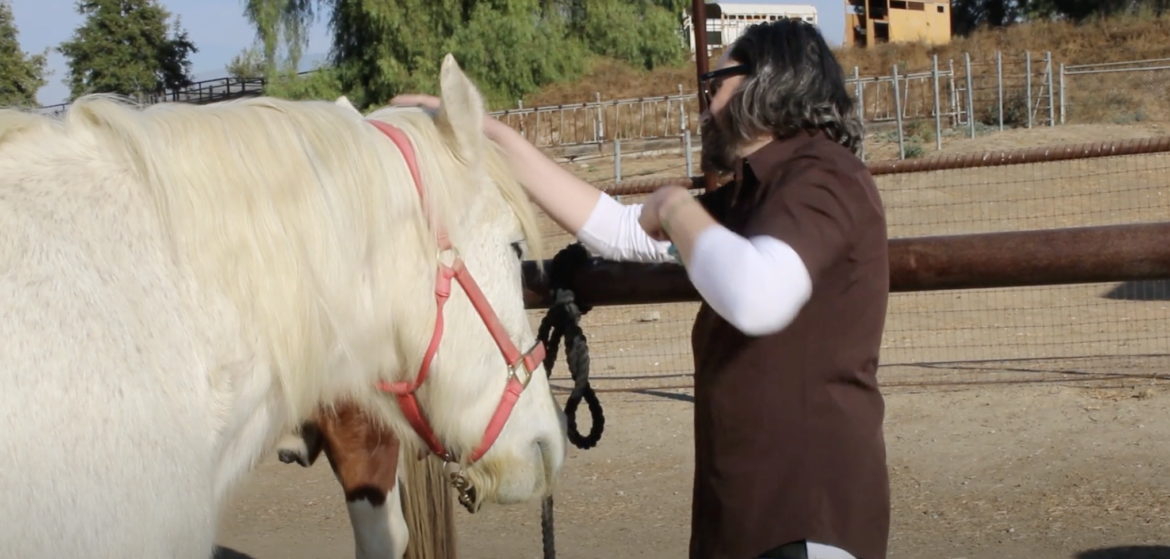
[576,193,813,337]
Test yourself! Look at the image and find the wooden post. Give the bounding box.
[691,0,717,190]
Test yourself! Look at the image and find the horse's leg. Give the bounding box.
[399,441,460,559]
[316,403,410,559]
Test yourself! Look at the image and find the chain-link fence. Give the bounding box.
[529,141,1170,395]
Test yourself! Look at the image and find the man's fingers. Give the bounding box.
[389,94,441,109]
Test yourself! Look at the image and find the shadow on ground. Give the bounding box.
[214,547,258,559]
[1102,279,1170,301]
[1077,545,1170,559]
[637,388,694,403]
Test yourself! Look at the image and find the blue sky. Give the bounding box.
[13,0,846,107]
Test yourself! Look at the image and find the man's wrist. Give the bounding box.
[658,190,695,236]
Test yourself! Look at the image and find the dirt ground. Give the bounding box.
[214,122,1170,559]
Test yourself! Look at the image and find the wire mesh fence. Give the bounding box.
[1061,58,1170,124]
[529,140,1170,395]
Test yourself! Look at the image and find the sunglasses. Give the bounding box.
[700,64,751,108]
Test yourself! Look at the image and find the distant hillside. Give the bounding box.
[520,12,1170,107]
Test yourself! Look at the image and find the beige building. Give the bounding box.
[843,0,953,48]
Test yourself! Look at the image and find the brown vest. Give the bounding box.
[688,131,891,559]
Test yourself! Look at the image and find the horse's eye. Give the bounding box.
[510,242,523,260]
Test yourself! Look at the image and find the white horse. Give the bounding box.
[266,95,467,559]
[0,53,566,558]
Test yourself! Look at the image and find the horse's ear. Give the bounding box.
[334,95,360,115]
[435,53,486,164]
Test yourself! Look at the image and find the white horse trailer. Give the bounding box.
[682,2,819,54]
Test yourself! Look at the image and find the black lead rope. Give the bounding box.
[536,242,605,448]
[535,242,606,559]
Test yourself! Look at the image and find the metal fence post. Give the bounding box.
[678,84,687,131]
[596,92,604,140]
[855,67,866,162]
[614,139,622,183]
[965,52,975,138]
[949,59,957,126]
[1046,51,1056,127]
[684,130,693,176]
[892,63,905,159]
[856,71,866,124]
[932,54,942,151]
[518,100,526,138]
[997,50,1004,131]
[1026,52,1033,129]
[1059,62,1066,124]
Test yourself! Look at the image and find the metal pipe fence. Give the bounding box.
[496,50,1071,169]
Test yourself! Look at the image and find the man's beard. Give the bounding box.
[699,115,739,175]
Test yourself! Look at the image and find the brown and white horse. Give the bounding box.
[276,404,458,559]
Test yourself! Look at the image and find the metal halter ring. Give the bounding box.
[450,470,478,513]
[508,357,535,389]
[437,245,461,267]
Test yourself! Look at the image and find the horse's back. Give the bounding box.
[0,147,219,557]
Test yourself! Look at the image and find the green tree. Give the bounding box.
[0,0,49,107]
[227,43,267,79]
[242,0,317,78]
[563,0,687,69]
[58,0,197,100]
[264,67,344,101]
[1019,0,1169,20]
[950,0,1023,35]
[322,0,588,109]
[242,0,689,111]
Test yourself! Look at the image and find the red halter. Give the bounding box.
[366,118,546,465]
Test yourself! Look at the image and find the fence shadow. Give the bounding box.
[1101,279,1170,301]
[214,547,257,559]
[1076,545,1170,559]
[635,388,695,403]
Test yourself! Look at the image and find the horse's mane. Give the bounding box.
[0,106,56,146]
[366,105,544,264]
[4,93,542,424]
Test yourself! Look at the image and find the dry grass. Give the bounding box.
[522,56,713,106]
[520,12,1170,106]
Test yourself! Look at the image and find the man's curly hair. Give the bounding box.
[725,19,865,155]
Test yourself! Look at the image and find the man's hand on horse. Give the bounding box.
[389,94,441,112]
[390,93,511,140]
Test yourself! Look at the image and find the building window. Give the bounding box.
[937,5,945,12]
[909,1,925,10]
[890,0,907,8]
